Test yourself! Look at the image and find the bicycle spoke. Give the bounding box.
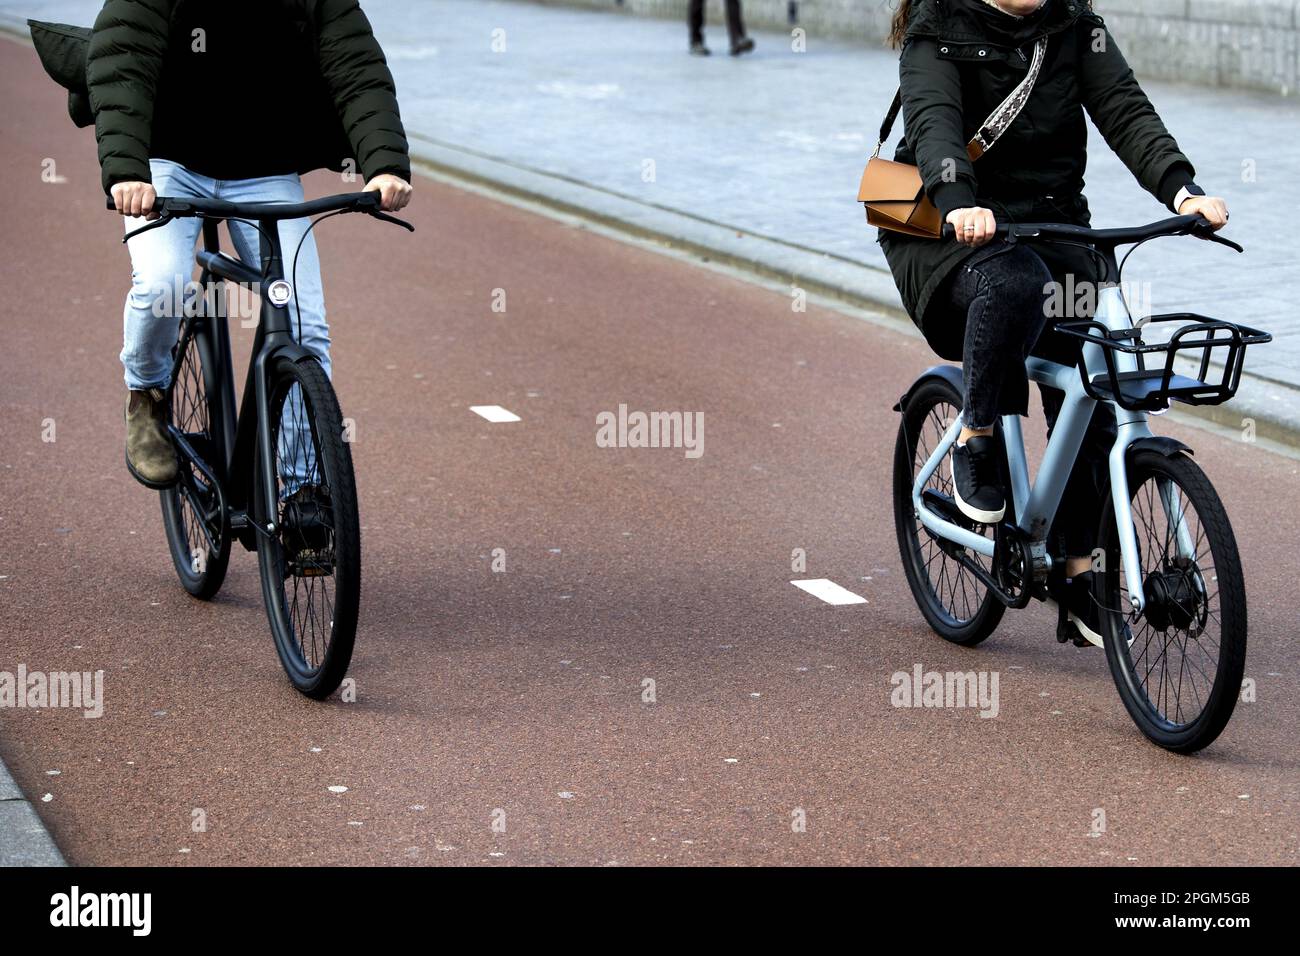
[167,328,222,575]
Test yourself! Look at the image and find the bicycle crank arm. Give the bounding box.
[167,426,228,556]
[918,498,1036,611]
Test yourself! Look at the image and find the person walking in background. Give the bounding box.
[689,0,754,56]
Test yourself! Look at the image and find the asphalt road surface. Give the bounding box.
[1,37,1297,866]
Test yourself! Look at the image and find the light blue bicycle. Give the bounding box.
[892,215,1270,752]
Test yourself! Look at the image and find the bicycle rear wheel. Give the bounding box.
[1096,450,1246,752]
[893,378,1004,645]
[255,355,359,699]
[160,319,231,599]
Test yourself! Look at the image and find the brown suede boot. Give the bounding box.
[125,388,178,487]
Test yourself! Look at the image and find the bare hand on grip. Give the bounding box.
[362,173,412,212]
[946,207,997,247]
[1178,195,1229,230]
[110,181,158,220]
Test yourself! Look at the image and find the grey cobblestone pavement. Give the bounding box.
[4,0,1299,403]
[405,1,1300,386]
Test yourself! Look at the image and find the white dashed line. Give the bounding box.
[470,405,521,423]
[791,579,868,605]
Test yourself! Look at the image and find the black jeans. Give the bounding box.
[942,240,1117,556]
[689,0,746,46]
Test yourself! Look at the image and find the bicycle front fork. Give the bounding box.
[253,347,280,538]
[1106,420,1198,614]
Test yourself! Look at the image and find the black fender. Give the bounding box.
[269,341,319,366]
[1128,436,1194,459]
[892,364,965,412]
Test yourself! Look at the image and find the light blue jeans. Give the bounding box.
[122,159,331,493]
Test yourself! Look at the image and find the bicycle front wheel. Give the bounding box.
[1096,450,1247,753]
[254,355,360,699]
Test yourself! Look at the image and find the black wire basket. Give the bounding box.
[1054,314,1272,412]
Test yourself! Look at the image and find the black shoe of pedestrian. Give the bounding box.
[950,435,1005,525]
[730,36,755,56]
[690,39,711,56]
[1047,568,1131,649]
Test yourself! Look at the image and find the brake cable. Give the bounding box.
[288,209,350,344]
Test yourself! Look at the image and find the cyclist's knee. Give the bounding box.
[1003,247,1052,314]
[970,245,1051,319]
[125,265,192,317]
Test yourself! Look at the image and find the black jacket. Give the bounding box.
[879,0,1196,359]
[87,0,410,193]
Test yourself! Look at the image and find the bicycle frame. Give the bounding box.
[171,215,318,550]
[910,282,1191,615]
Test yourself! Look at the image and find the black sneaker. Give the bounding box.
[730,37,755,56]
[950,436,1005,524]
[1047,569,1131,649]
[690,39,711,56]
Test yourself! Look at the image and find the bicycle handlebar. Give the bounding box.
[939,213,1243,253]
[107,190,414,241]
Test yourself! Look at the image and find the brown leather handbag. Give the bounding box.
[858,36,1048,239]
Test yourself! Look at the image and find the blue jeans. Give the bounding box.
[121,159,331,493]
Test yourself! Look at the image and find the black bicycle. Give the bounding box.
[111,192,413,698]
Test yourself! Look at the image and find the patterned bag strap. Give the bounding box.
[873,35,1050,161]
[968,35,1049,158]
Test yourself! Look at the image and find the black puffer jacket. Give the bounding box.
[879,0,1196,360]
[87,0,409,193]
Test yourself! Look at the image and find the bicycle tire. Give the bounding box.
[1096,449,1246,752]
[893,378,1005,646]
[160,319,231,599]
[254,355,359,698]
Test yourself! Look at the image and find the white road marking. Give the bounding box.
[470,404,521,423]
[791,578,868,605]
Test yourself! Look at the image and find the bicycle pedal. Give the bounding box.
[1055,619,1074,644]
[1053,618,1093,648]
[1054,598,1072,644]
[1051,598,1093,647]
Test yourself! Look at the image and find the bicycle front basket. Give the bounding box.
[1054,314,1272,413]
